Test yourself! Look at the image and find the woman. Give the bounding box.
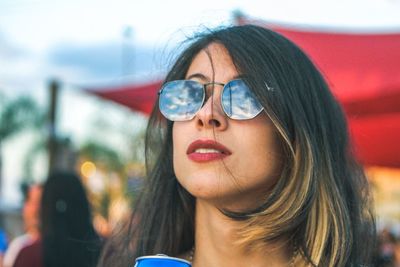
[99,25,376,267]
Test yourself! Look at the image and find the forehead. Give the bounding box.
[185,43,239,82]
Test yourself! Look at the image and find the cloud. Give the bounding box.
[0,30,29,60]
[0,30,43,92]
[0,35,170,94]
[47,41,167,83]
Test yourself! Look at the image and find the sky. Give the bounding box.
[1,0,400,205]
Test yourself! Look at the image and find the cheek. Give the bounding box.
[229,126,283,188]
[172,124,187,180]
[257,130,283,175]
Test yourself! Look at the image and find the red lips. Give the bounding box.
[186,139,232,162]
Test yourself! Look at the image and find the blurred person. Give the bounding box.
[13,171,101,267]
[377,228,397,266]
[98,25,376,267]
[375,228,400,267]
[3,184,42,267]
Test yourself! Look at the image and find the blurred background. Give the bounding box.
[1,0,400,265]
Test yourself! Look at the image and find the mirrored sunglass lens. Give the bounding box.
[221,80,263,120]
[159,80,204,121]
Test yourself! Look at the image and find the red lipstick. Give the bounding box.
[186,139,232,162]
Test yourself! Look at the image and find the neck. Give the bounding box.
[26,226,40,239]
[192,199,293,267]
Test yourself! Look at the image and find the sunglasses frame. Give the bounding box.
[158,79,264,121]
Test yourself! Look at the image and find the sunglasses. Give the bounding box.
[158,79,264,121]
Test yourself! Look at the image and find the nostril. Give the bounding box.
[209,119,221,127]
[197,120,204,127]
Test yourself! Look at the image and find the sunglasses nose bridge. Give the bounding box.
[195,83,228,128]
[202,82,225,103]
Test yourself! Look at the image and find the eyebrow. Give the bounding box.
[185,73,245,82]
[185,73,209,81]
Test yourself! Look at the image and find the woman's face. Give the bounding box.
[173,43,283,210]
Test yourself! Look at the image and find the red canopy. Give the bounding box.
[87,18,400,168]
[88,80,161,114]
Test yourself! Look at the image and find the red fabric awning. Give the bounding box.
[349,113,400,167]
[86,18,400,168]
[88,80,161,114]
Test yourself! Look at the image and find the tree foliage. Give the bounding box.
[0,94,44,142]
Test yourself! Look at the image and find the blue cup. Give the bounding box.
[134,254,191,267]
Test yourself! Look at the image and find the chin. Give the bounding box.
[181,175,223,199]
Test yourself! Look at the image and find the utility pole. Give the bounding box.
[48,79,59,175]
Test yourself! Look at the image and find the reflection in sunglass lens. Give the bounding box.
[159,80,204,121]
[221,80,264,120]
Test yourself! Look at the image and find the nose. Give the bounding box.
[195,89,228,131]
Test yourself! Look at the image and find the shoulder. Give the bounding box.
[3,234,34,267]
[13,239,43,267]
[6,234,33,252]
